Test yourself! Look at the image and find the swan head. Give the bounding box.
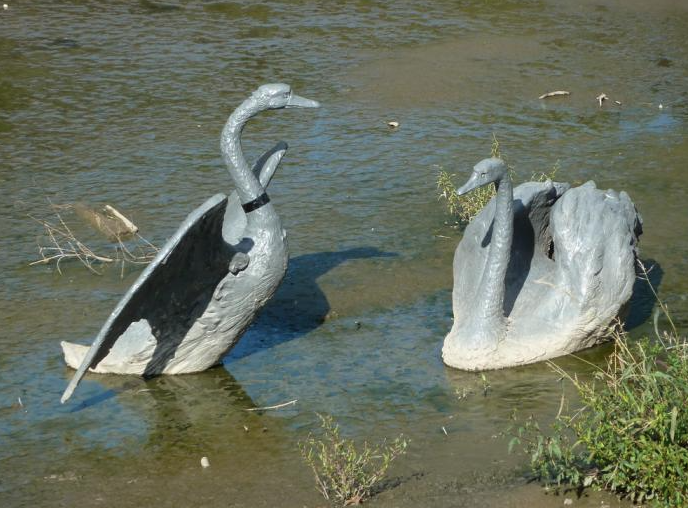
[250,83,320,111]
[456,157,508,196]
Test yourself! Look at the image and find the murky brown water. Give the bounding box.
[1,1,687,506]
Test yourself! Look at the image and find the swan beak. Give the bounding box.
[456,172,483,196]
[286,94,320,109]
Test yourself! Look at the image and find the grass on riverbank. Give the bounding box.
[508,271,687,507]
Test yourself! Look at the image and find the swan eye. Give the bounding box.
[480,173,486,179]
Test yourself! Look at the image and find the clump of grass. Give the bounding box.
[531,159,560,182]
[299,414,408,506]
[437,135,558,225]
[455,372,492,400]
[507,276,688,507]
[437,168,496,224]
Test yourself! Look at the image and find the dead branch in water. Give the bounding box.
[29,196,158,276]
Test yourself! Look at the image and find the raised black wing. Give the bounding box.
[61,194,230,403]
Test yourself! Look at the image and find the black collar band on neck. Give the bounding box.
[241,192,270,213]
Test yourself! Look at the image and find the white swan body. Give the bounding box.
[442,158,642,370]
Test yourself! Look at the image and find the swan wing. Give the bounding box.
[549,182,641,335]
[61,194,230,403]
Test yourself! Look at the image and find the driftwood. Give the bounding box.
[30,198,158,275]
[244,399,298,412]
[538,90,570,99]
[73,203,139,241]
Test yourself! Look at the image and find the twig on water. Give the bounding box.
[245,399,298,412]
[29,194,158,276]
[539,90,570,99]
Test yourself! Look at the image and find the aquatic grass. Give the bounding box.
[437,135,558,224]
[507,284,688,507]
[299,414,408,506]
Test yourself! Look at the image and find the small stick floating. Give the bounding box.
[245,399,298,411]
[538,90,570,99]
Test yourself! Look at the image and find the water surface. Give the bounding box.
[1,1,687,506]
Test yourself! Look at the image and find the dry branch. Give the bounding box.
[539,90,570,99]
[245,399,298,411]
[29,196,158,275]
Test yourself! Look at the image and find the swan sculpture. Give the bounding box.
[61,84,319,402]
[442,157,642,370]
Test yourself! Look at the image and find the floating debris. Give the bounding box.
[538,90,570,99]
[73,203,139,241]
[387,121,399,129]
[245,399,298,412]
[28,192,158,275]
[44,472,79,482]
[614,100,622,105]
[200,456,210,468]
[2,4,8,10]
[596,93,608,107]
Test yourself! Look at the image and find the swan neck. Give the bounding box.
[477,176,513,322]
[220,98,266,206]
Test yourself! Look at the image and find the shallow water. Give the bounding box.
[1,1,687,506]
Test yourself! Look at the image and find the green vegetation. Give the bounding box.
[299,414,408,506]
[437,135,558,224]
[508,275,688,507]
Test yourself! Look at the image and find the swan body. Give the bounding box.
[61,84,319,402]
[442,158,642,370]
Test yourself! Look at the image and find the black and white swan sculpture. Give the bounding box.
[442,157,642,370]
[61,84,319,402]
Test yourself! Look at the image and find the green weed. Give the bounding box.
[437,135,558,225]
[299,414,408,506]
[507,279,688,506]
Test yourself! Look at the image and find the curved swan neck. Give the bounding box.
[477,176,513,321]
[220,97,266,205]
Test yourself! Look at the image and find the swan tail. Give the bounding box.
[551,182,641,331]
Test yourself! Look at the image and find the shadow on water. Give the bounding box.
[226,246,398,361]
[68,246,396,406]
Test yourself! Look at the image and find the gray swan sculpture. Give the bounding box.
[61,84,319,402]
[442,157,642,370]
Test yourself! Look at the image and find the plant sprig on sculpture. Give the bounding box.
[299,413,408,506]
[437,135,558,224]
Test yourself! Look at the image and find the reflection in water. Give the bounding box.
[132,369,258,456]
